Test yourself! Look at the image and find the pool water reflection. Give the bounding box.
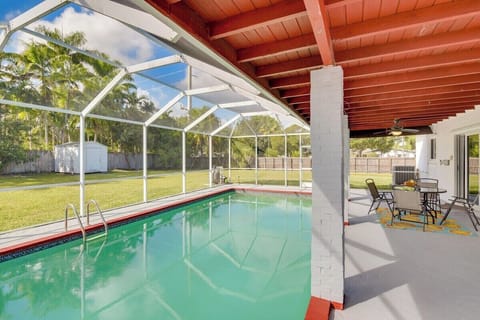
[0,191,311,320]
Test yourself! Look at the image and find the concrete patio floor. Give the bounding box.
[334,189,480,320]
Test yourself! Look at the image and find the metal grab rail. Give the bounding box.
[65,203,86,242]
[86,199,108,239]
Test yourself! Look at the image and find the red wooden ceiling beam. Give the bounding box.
[331,0,480,41]
[325,0,363,9]
[270,75,310,89]
[350,116,449,125]
[348,104,476,118]
[237,34,317,63]
[348,83,480,104]
[345,96,480,111]
[345,62,480,90]
[348,107,478,121]
[293,102,310,110]
[349,118,448,131]
[256,56,322,78]
[281,86,310,99]
[350,116,448,125]
[347,105,478,121]
[349,110,472,124]
[336,28,480,64]
[345,74,480,98]
[343,48,480,80]
[303,0,335,65]
[209,0,307,40]
[349,109,468,127]
[347,93,480,110]
[289,96,311,105]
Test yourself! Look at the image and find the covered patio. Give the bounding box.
[339,189,480,320]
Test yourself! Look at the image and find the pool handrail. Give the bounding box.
[65,203,86,242]
[86,199,108,238]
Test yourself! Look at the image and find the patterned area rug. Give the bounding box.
[376,207,476,236]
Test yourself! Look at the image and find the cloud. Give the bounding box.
[8,6,155,65]
[3,10,22,22]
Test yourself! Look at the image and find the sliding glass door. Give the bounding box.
[467,134,479,203]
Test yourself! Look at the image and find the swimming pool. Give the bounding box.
[0,191,311,319]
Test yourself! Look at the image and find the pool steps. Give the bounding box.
[64,200,108,242]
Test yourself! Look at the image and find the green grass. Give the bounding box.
[0,169,385,232]
[350,172,392,190]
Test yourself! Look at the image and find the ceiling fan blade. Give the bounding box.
[372,130,388,135]
[402,128,420,133]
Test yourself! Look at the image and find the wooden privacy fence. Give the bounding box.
[3,151,426,175]
[350,157,416,173]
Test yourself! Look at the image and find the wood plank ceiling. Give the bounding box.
[145,0,480,136]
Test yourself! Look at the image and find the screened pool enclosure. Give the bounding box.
[0,0,311,230]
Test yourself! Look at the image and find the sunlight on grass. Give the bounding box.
[0,169,385,232]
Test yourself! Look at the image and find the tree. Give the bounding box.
[0,106,27,170]
[350,137,395,157]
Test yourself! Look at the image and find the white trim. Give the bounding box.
[145,92,185,126]
[82,70,127,116]
[0,99,80,115]
[21,28,122,68]
[210,115,241,136]
[233,86,289,116]
[8,0,66,30]
[126,55,182,74]
[185,84,230,96]
[184,106,219,132]
[219,101,257,109]
[240,111,272,117]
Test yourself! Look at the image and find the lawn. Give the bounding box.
[0,170,384,232]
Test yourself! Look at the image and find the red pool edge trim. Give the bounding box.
[0,186,312,256]
[304,296,344,320]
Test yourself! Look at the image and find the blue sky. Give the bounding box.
[0,0,43,23]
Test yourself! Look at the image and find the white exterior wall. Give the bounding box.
[310,66,345,305]
[424,106,480,201]
[415,134,429,176]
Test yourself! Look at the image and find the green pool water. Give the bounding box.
[0,191,312,320]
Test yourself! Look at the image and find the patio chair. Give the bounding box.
[415,178,441,216]
[365,178,393,214]
[212,166,227,184]
[392,189,430,231]
[440,194,480,231]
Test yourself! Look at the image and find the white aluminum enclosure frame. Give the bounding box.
[0,0,311,217]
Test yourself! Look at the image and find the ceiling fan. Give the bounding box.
[374,119,420,136]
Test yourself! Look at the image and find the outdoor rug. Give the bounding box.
[376,207,476,236]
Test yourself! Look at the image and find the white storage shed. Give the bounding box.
[54,142,108,174]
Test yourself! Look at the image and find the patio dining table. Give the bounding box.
[417,187,447,224]
[392,185,446,224]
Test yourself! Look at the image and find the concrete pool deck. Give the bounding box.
[335,189,480,320]
[1,186,479,319]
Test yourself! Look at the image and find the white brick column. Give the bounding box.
[344,115,350,226]
[310,66,345,308]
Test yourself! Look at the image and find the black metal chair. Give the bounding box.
[415,178,441,216]
[440,194,480,231]
[365,178,393,214]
